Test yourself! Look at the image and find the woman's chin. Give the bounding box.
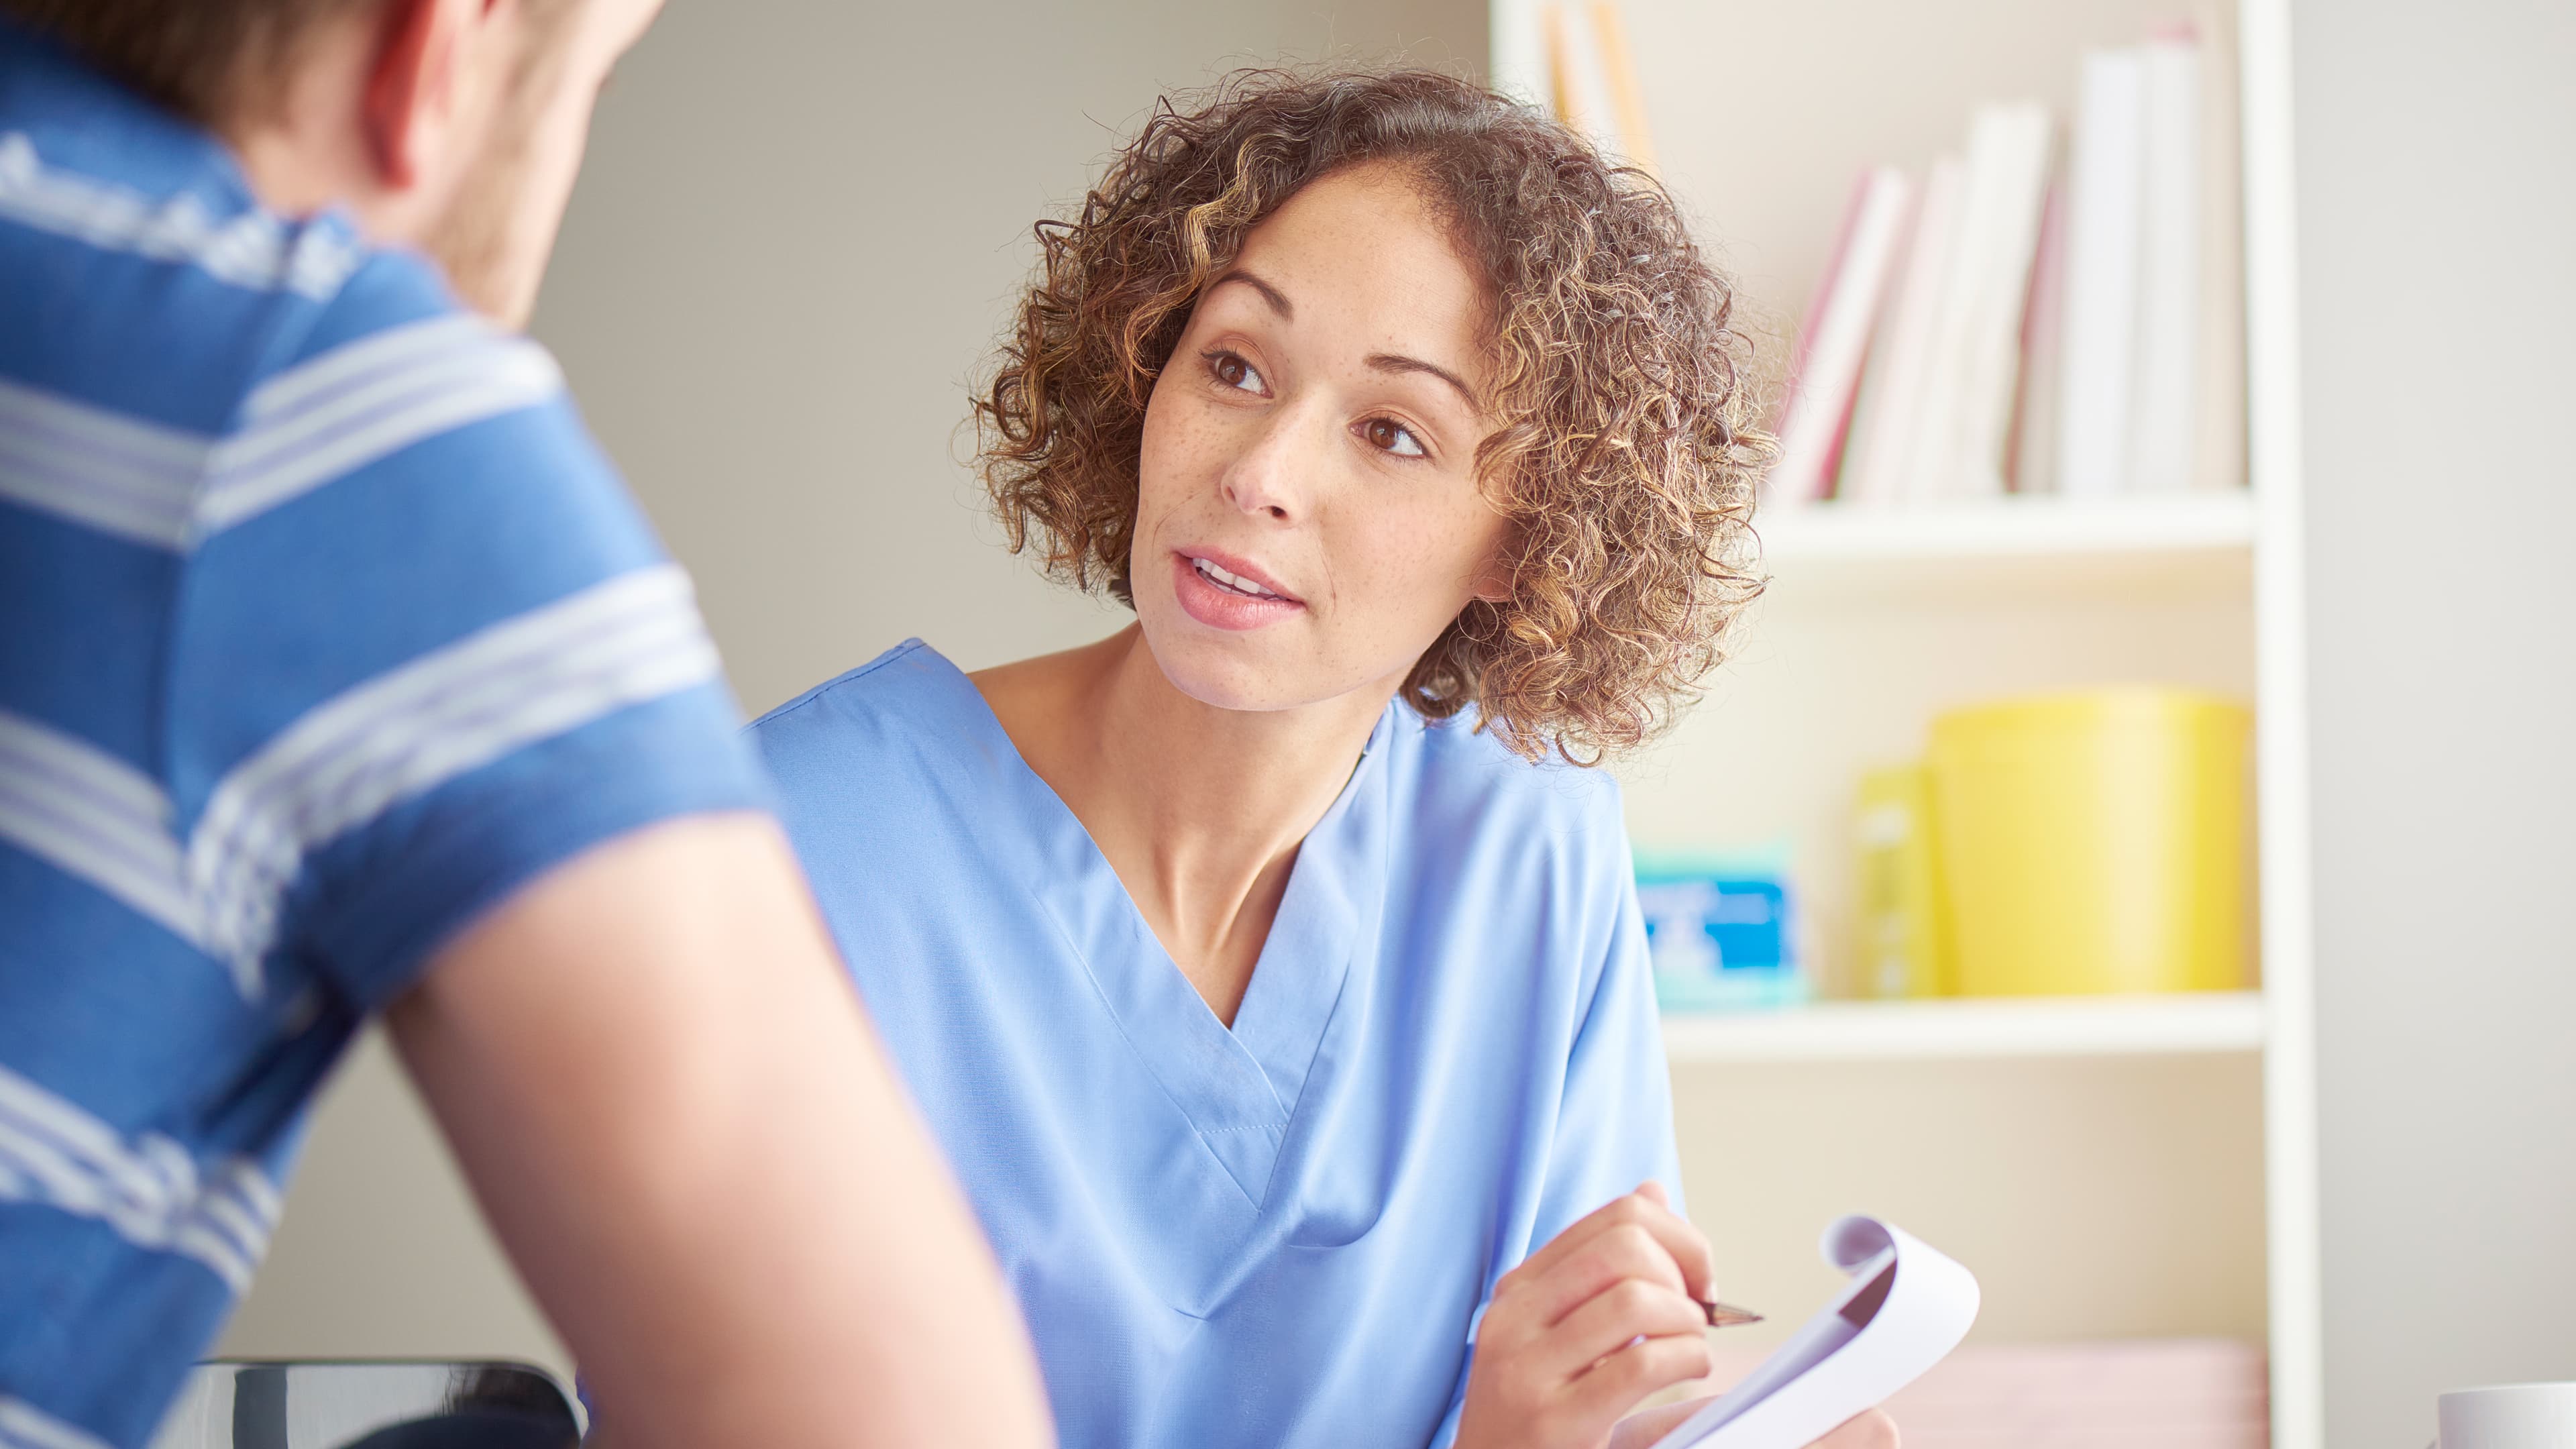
[1150,645,1305,714]
[1136,614,1319,714]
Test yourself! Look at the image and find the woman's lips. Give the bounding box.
[1171,549,1304,631]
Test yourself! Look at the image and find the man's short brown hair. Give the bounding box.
[0,0,371,126]
[0,0,578,129]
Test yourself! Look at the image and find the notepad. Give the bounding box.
[1648,1217,1980,1449]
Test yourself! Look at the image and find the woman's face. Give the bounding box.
[1130,162,1511,716]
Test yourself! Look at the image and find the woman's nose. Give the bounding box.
[1217,409,1317,523]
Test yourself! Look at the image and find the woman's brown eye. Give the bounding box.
[1364,418,1428,457]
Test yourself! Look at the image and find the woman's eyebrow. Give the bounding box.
[1210,268,1295,319]
[1213,268,1478,409]
[1368,353,1481,412]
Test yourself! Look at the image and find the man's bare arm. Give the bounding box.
[384,813,1053,1449]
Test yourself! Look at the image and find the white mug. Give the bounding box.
[2438,1383,2576,1448]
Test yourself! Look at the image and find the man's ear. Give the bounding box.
[360,0,476,189]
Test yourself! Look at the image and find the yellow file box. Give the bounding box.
[1929,688,2254,996]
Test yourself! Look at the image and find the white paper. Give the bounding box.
[1648,1217,1980,1449]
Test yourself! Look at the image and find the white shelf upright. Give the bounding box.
[2237,0,2323,1442]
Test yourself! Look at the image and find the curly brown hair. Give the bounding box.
[975,67,1768,764]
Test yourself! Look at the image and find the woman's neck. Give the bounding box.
[972,624,1395,1027]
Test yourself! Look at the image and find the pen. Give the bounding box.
[1703,1299,1764,1328]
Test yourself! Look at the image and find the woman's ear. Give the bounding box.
[1468,525,1520,604]
[360,0,490,189]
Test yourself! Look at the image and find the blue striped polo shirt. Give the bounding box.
[0,19,770,1448]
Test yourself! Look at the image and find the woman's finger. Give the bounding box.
[1628,1182,1718,1303]
[1534,1275,1710,1381]
[1503,1188,1718,1307]
[1525,1212,1690,1330]
[1560,1328,1716,1431]
[1485,1219,1689,1343]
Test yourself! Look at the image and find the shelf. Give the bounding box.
[1753,493,2257,601]
[1660,991,2267,1063]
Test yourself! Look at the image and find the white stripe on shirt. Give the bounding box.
[0,1396,113,1449]
[189,565,722,984]
[0,1065,280,1295]
[0,572,720,998]
[199,331,563,535]
[238,313,494,424]
[0,131,360,299]
[0,318,561,549]
[0,710,198,945]
[0,378,202,548]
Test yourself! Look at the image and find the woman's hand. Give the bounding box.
[1453,1182,1719,1449]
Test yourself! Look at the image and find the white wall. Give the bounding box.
[219,0,1483,1379]
[2292,1,2576,1444]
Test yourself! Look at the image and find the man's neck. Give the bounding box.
[221,13,417,239]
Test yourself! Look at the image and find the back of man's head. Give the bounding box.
[2,0,643,327]
[1,0,362,128]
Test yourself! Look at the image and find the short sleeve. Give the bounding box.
[163,251,769,1009]
[1532,826,1687,1239]
[1430,825,1684,1449]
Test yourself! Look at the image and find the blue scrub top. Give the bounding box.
[753,641,1682,1449]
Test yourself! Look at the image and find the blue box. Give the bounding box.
[1633,849,1805,1011]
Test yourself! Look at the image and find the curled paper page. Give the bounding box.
[1649,1216,1980,1449]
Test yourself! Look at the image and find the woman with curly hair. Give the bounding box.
[751,68,1891,1449]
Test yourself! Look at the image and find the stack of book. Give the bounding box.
[1769,25,2245,509]
[1536,1,1657,174]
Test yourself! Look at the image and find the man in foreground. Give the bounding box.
[0,1,1053,1446]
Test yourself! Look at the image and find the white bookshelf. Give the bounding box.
[1495,1,2321,1444]
[1662,991,2266,1063]
[1761,492,2255,598]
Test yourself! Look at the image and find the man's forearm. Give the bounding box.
[390,814,1053,1449]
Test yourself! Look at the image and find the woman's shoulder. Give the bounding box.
[1384,707,1641,1008]
[747,639,980,784]
[1393,704,1629,856]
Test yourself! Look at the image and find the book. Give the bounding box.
[1648,1217,1981,1449]
[1543,3,1626,160]
[2006,181,2070,493]
[1939,101,2054,498]
[1768,168,1914,506]
[2128,36,2202,494]
[1840,155,1964,506]
[2193,1,2249,493]
[1589,2,1659,175]
[2055,48,2149,498]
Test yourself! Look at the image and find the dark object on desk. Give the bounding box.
[151,1361,580,1449]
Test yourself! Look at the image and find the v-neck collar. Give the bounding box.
[916,645,1394,1208]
